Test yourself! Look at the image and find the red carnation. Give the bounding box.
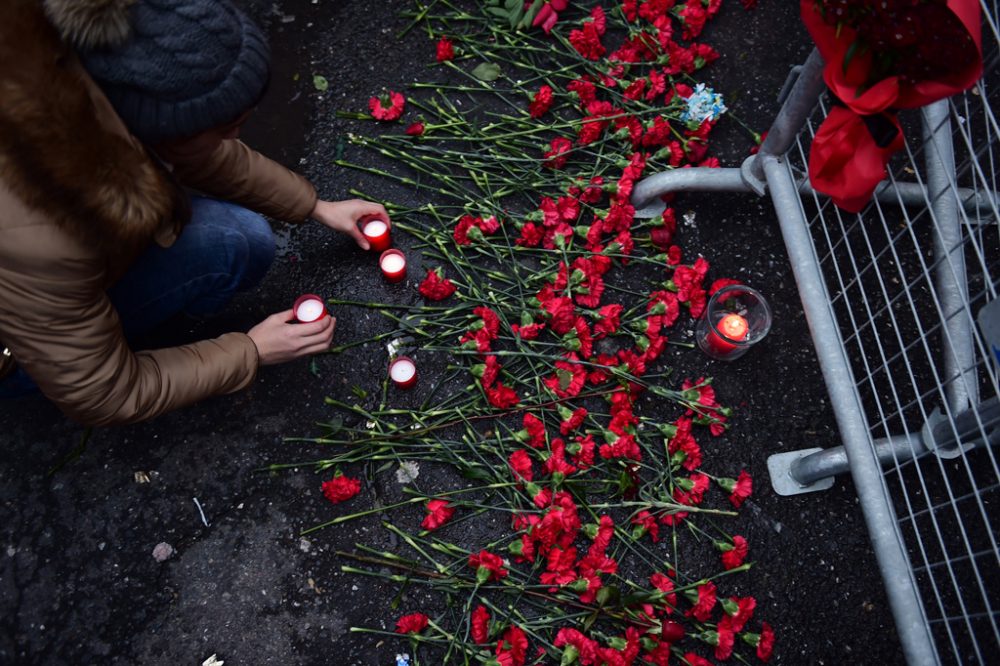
[321,473,361,504]
[395,612,429,634]
[543,359,586,399]
[516,221,544,247]
[405,121,425,136]
[469,550,508,582]
[715,616,736,660]
[720,470,753,508]
[418,268,457,300]
[687,581,717,621]
[554,628,599,664]
[495,625,528,666]
[559,407,587,436]
[708,277,742,296]
[519,413,547,448]
[471,605,490,644]
[593,304,623,338]
[368,90,406,121]
[720,534,749,570]
[436,36,455,62]
[631,510,660,543]
[683,654,713,666]
[421,499,455,531]
[757,622,775,661]
[726,596,757,632]
[529,85,554,118]
[509,449,534,483]
[543,296,576,335]
[544,137,573,169]
[650,208,677,249]
[569,21,605,61]
[486,382,520,409]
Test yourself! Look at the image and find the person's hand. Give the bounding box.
[247,309,336,366]
[310,199,391,250]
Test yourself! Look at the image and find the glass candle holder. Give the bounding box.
[292,293,328,323]
[696,285,772,361]
[379,249,407,283]
[389,356,418,389]
[362,219,392,252]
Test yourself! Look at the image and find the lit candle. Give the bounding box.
[379,249,407,283]
[704,313,748,355]
[389,356,418,389]
[292,293,328,323]
[362,219,392,252]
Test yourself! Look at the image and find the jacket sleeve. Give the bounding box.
[156,138,318,223]
[0,226,259,426]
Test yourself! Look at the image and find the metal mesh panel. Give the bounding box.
[780,3,1000,662]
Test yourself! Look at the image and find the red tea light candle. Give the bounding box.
[704,313,749,355]
[362,219,391,252]
[379,249,407,283]
[292,293,328,323]
[389,356,418,389]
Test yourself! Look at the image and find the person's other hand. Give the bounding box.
[247,309,336,366]
[310,199,391,250]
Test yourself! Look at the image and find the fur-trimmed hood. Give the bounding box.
[43,0,135,50]
[0,0,185,260]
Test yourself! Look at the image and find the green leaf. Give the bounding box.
[582,610,599,632]
[313,75,329,92]
[351,385,368,399]
[471,62,503,82]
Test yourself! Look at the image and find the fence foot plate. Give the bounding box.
[767,448,836,496]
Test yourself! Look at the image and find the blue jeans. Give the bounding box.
[0,197,275,398]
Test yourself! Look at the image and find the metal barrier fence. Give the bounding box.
[632,2,1000,663]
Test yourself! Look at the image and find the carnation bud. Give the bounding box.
[582,523,600,539]
[661,620,686,643]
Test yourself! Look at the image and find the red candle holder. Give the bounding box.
[379,249,407,283]
[362,219,392,252]
[389,356,418,389]
[696,285,772,361]
[292,293,328,323]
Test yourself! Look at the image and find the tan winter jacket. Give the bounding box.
[0,0,317,425]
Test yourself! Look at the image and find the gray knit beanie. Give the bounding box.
[76,0,270,143]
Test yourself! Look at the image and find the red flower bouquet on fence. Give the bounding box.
[802,0,982,212]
